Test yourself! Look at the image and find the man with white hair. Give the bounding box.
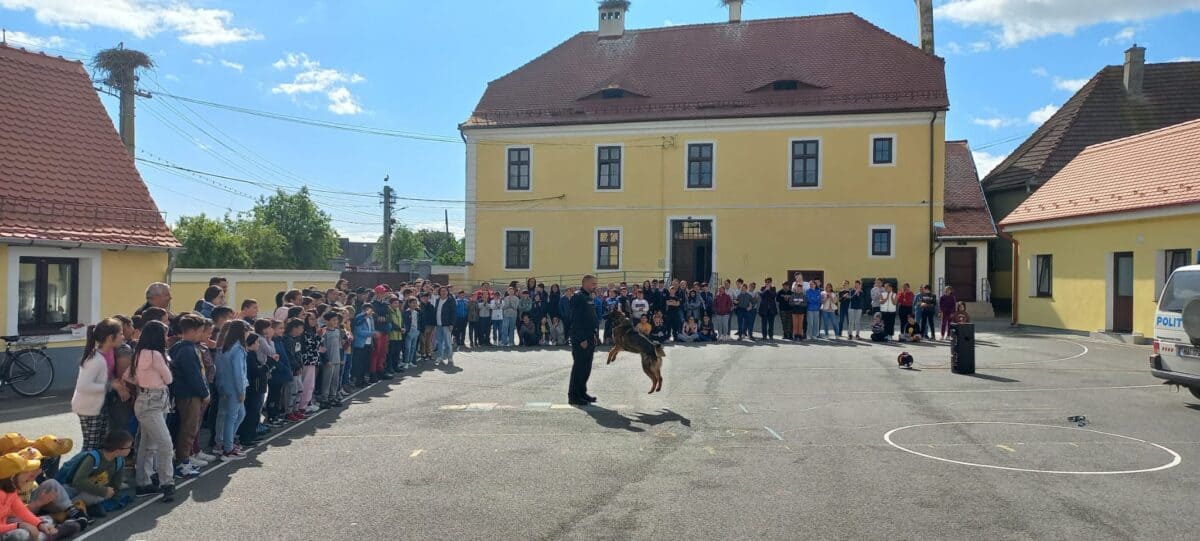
[135,282,172,316]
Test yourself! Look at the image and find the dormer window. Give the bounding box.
[772,80,800,91]
[601,88,626,99]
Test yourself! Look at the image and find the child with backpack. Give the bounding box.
[266,320,292,426]
[61,430,132,514]
[168,313,209,478]
[10,444,87,538]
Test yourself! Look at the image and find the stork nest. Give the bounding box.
[92,47,154,88]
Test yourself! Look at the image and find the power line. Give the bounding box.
[136,157,564,205]
[153,91,668,149]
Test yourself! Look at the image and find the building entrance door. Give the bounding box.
[671,220,712,284]
[945,247,978,302]
[1113,252,1134,333]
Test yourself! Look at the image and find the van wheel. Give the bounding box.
[1191,387,1200,400]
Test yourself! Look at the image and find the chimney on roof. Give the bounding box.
[914,0,935,54]
[725,0,743,23]
[1124,44,1145,97]
[598,0,629,39]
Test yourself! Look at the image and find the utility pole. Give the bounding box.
[444,209,450,236]
[94,43,153,157]
[382,175,394,272]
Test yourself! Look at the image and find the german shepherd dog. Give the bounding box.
[604,311,666,393]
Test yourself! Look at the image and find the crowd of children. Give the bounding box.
[457,276,967,348]
[2,273,972,537]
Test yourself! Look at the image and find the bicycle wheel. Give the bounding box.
[7,349,55,397]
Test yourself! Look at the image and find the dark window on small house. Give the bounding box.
[1036,255,1053,297]
[601,88,626,99]
[772,80,800,91]
[17,257,79,333]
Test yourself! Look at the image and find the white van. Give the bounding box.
[1151,264,1200,399]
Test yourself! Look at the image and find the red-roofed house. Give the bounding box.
[935,141,996,313]
[999,119,1200,339]
[460,3,950,289]
[0,43,178,359]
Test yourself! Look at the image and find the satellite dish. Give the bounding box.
[1184,298,1200,346]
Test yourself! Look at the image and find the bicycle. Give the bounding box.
[0,335,56,397]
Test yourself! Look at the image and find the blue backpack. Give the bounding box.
[55,449,124,486]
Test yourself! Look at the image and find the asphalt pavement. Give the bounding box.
[7,324,1199,540]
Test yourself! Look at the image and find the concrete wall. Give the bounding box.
[169,268,342,311]
[1011,212,1200,337]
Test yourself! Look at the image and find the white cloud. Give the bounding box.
[1052,76,1089,92]
[972,151,1008,177]
[271,52,366,116]
[219,59,243,72]
[1027,104,1060,125]
[192,55,211,65]
[1031,67,1049,77]
[1,30,68,51]
[164,73,180,81]
[1099,25,1138,46]
[1172,56,1199,62]
[972,116,1018,129]
[943,40,992,55]
[935,0,1200,47]
[0,0,262,46]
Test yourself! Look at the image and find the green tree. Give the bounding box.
[172,214,250,268]
[371,225,426,269]
[415,229,465,266]
[249,188,341,269]
[230,220,294,269]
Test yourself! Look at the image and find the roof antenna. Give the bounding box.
[2,28,7,45]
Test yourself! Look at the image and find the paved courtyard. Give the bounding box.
[5,325,1198,540]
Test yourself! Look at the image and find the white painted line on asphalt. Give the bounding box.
[997,339,1089,366]
[996,444,1017,453]
[77,382,381,540]
[883,421,1183,475]
[410,449,424,458]
[738,403,749,413]
[681,384,1163,397]
[763,426,784,441]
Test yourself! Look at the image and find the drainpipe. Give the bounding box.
[997,230,1019,326]
[927,112,937,289]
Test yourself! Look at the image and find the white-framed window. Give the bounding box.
[596,144,623,191]
[788,137,822,189]
[685,142,715,190]
[868,225,895,258]
[506,146,531,191]
[595,227,623,271]
[870,134,896,166]
[1035,254,1053,297]
[503,229,532,270]
[7,247,101,340]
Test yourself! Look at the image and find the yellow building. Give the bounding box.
[999,119,1200,340]
[461,4,949,288]
[0,44,179,389]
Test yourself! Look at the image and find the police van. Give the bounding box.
[1151,264,1200,399]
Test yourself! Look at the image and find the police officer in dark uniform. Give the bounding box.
[568,275,600,405]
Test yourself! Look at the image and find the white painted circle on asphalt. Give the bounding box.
[883,421,1182,475]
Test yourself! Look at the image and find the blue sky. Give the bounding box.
[2,0,1198,241]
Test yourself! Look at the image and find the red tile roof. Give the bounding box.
[463,13,947,128]
[0,44,178,249]
[999,119,1200,229]
[982,61,1200,194]
[939,141,997,239]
